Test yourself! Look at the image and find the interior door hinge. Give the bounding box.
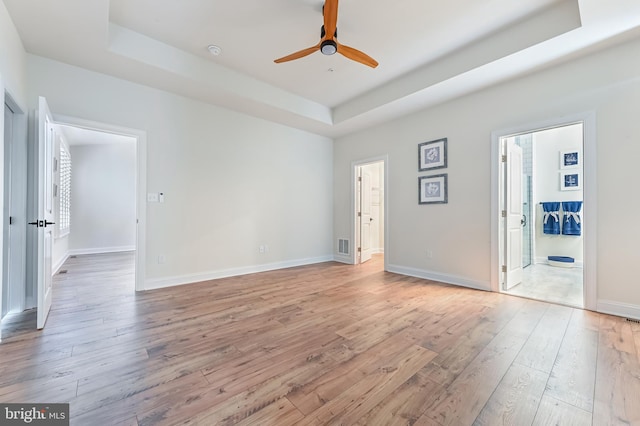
[358,176,362,182]
[501,210,507,218]
[358,212,362,217]
[502,265,507,273]
[357,247,362,252]
[501,155,507,162]
[9,216,14,225]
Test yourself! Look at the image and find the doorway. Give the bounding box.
[354,159,386,265]
[0,100,146,336]
[50,115,146,294]
[494,118,593,308]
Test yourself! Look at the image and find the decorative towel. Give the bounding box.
[541,202,561,235]
[562,201,583,236]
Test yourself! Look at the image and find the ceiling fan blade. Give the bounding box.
[337,43,378,68]
[323,0,338,40]
[274,43,320,63]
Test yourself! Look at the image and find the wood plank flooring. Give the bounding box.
[1,253,639,425]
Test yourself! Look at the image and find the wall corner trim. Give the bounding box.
[386,264,490,291]
[144,255,334,291]
[597,299,640,321]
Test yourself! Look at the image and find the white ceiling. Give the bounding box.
[4,0,640,138]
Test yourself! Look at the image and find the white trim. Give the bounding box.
[490,111,597,310]
[597,299,640,321]
[351,156,389,271]
[52,253,69,275]
[145,256,334,290]
[51,114,147,292]
[387,264,490,291]
[68,246,136,256]
[332,254,352,264]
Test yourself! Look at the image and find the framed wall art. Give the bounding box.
[560,171,581,191]
[419,174,448,204]
[560,150,579,169]
[418,138,447,171]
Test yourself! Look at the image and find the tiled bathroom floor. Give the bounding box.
[504,263,583,308]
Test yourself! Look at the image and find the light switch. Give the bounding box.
[159,192,165,203]
[147,193,159,202]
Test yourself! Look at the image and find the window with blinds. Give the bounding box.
[59,143,71,235]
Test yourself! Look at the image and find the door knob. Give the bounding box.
[44,221,55,227]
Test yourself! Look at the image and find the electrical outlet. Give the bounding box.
[259,245,265,254]
[158,254,166,264]
[426,250,433,259]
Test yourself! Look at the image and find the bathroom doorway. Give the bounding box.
[497,122,586,308]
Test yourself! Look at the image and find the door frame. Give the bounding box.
[1,86,28,341]
[490,111,596,310]
[351,156,388,270]
[3,97,28,315]
[47,114,147,292]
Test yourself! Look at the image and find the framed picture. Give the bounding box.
[560,171,581,191]
[419,174,448,204]
[560,150,579,169]
[419,138,447,171]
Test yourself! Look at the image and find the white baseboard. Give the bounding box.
[597,299,640,321]
[332,254,353,265]
[386,264,490,291]
[373,248,385,255]
[53,253,70,275]
[145,255,334,291]
[68,246,136,256]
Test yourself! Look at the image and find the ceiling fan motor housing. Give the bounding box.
[321,39,338,55]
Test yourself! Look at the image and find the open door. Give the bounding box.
[34,96,55,329]
[359,171,373,263]
[504,139,523,290]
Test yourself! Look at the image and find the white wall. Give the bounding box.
[26,55,334,288]
[334,35,640,314]
[0,1,27,105]
[69,142,136,255]
[533,124,583,264]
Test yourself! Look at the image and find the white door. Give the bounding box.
[504,140,523,290]
[35,97,55,329]
[360,172,373,263]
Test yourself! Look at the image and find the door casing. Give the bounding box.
[351,157,388,269]
[490,111,596,310]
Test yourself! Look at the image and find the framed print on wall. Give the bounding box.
[560,150,579,169]
[419,174,448,204]
[419,138,447,171]
[560,171,581,191]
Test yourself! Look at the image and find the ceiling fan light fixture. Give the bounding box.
[320,40,337,55]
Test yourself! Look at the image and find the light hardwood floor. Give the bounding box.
[0,253,639,425]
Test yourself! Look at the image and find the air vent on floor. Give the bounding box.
[70,255,77,259]
[58,270,68,275]
[626,317,640,324]
[338,238,350,255]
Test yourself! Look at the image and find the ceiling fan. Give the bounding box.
[274,0,378,68]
